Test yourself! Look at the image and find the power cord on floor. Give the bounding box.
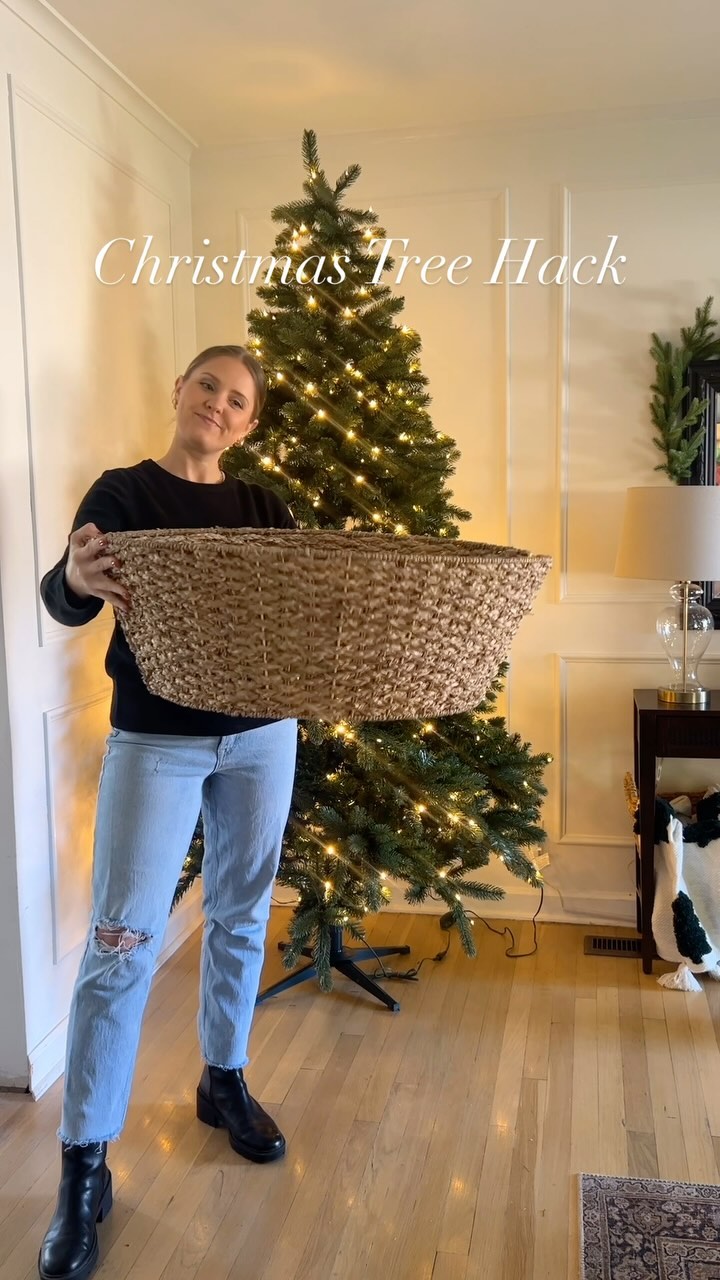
[270,879,544,973]
[361,885,540,972]
[365,930,452,982]
[459,883,544,958]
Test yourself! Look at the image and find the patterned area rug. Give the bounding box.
[580,1173,720,1278]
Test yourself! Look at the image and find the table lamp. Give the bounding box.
[615,485,720,706]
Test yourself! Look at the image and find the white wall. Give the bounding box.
[190,108,720,927]
[0,0,202,1094]
[3,1,720,1096]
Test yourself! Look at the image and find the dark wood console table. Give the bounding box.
[634,688,720,973]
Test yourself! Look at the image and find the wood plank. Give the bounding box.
[432,1252,469,1280]
[627,1130,659,1179]
[618,957,654,1134]
[328,917,467,1280]
[662,991,718,1182]
[467,926,538,1279]
[686,990,720,1137]
[596,974,627,1175]
[435,925,515,1255]
[532,929,577,1280]
[502,1076,542,1280]
[570,998,598,1175]
[523,923,556,1079]
[643,1015,689,1181]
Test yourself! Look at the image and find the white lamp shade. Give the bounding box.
[615,485,720,581]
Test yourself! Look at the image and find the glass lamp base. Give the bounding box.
[656,583,714,709]
[657,685,710,706]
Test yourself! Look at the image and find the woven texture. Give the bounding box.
[106,528,551,720]
[580,1172,720,1279]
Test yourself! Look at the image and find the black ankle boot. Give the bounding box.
[38,1141,112,1280]
[196,1064,286,1163]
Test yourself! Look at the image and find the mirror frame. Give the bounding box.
[687,358,720,626]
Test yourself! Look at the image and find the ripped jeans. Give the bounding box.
[59,719,298,1146]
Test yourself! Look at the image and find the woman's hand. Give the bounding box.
[64,522,131,615]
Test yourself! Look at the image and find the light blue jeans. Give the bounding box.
[59,719,298,1146]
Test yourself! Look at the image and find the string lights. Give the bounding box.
[214,146,552,979]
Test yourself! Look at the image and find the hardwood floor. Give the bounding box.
[2,908,720,1280]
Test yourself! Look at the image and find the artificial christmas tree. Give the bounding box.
[170,130,550,995]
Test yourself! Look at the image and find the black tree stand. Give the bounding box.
[256,925,411,1012]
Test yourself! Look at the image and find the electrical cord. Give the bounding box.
[462,883,544,958]
[365,930,452,981]
[270,880,544,973]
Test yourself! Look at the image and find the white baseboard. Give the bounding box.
[27,883,205,1101]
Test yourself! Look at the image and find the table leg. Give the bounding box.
[637,719,657,975]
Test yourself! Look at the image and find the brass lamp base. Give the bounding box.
[658,686,710,707]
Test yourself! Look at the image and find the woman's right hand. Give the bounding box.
[64,522,131,615]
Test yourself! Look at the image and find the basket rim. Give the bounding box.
[106,527,553,565]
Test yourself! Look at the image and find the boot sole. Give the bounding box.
[37,1169,112,1280]
[196,1089,286,1163]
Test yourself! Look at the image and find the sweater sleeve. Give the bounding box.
[39,470,130,628]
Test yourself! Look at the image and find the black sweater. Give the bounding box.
[40,458,298,735]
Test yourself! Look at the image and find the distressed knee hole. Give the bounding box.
[94,923,151,955]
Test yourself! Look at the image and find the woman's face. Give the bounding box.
[173,356,259,453]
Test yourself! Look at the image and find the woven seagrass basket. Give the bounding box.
[105,527,551,721]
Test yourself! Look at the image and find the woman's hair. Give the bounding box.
[181,345,267,418]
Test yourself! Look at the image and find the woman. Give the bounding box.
[38,345,299,1280]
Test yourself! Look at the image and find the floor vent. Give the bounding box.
[584,935,642,958]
